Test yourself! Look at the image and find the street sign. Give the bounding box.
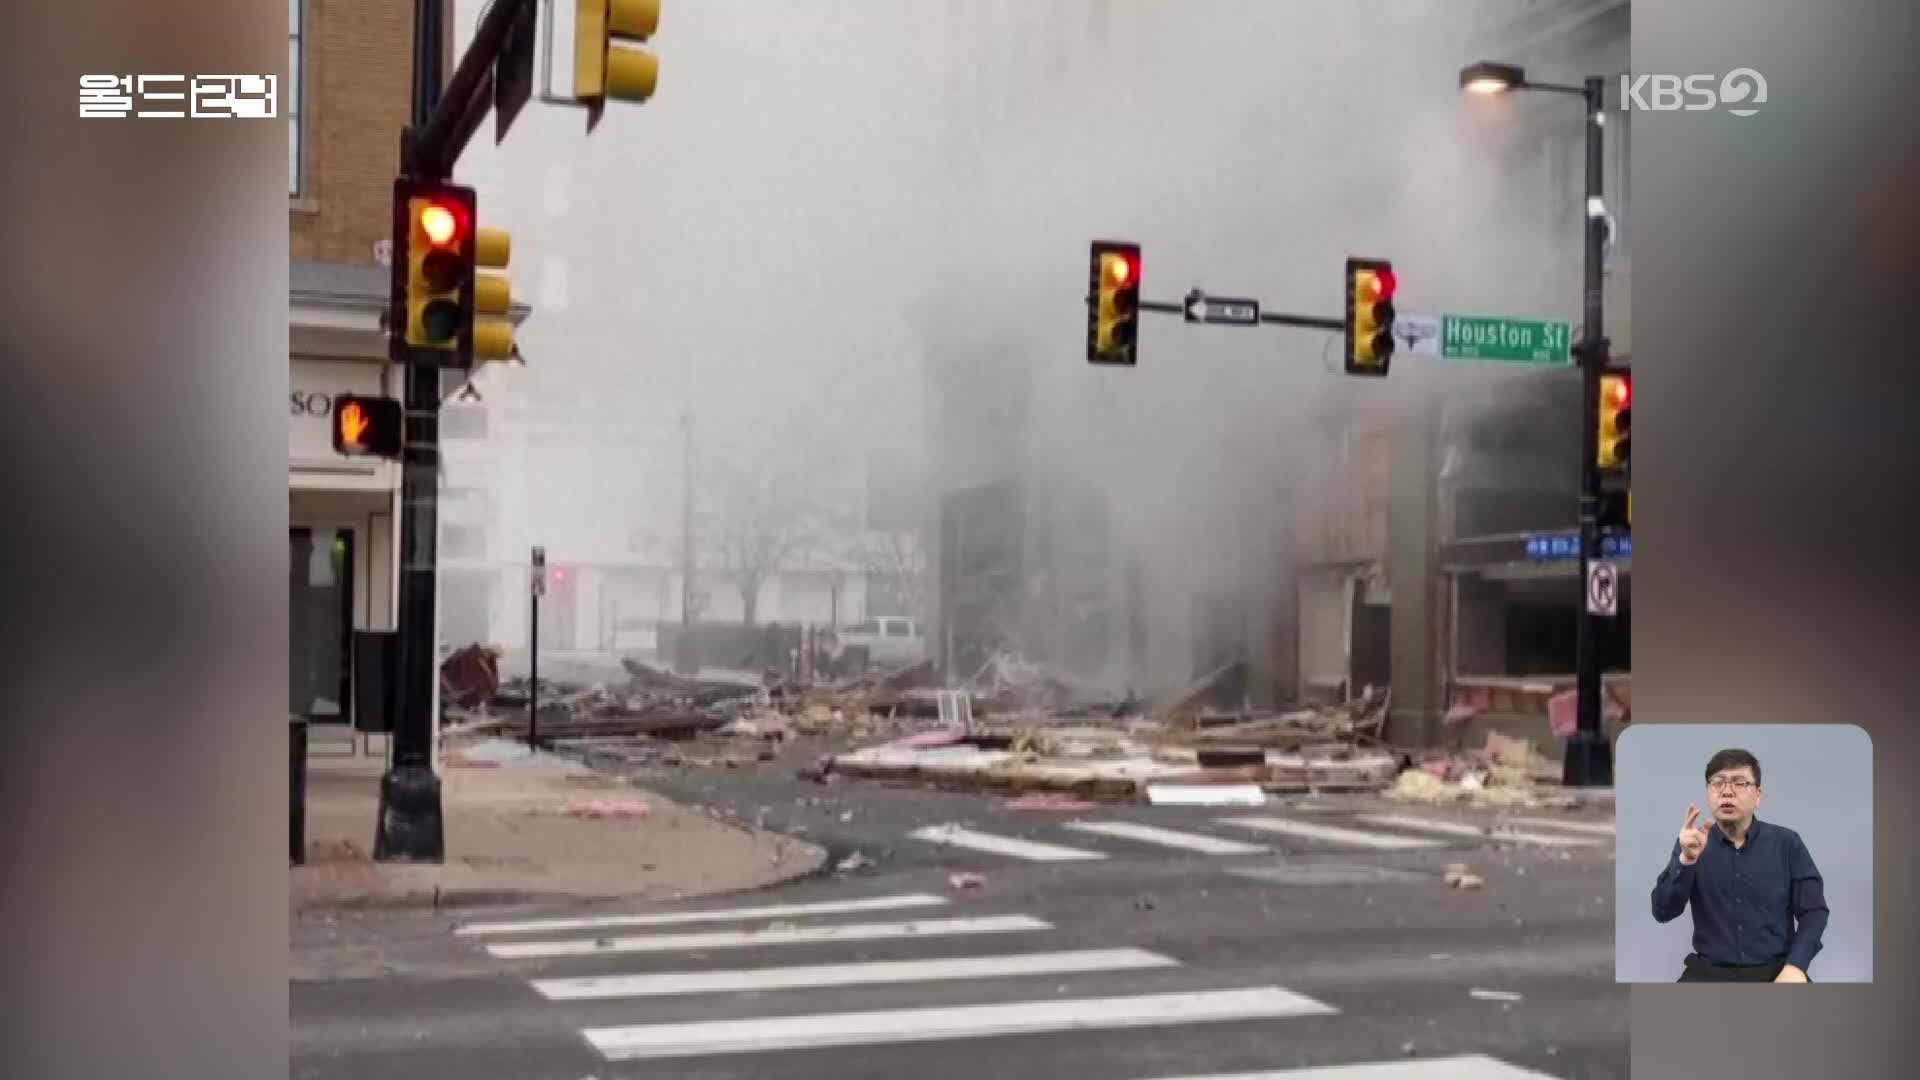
[1525,532,1582,561]
[1182,289,1260,327]
[1587,560,1620,617]
[530,545,546,597]
[1439,314,1572,366]
[1396,312,1441,356]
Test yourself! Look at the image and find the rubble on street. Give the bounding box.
[437,642,1596,806]
[1388,731,1579,809]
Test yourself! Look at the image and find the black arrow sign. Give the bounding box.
[1182,289,1261,326]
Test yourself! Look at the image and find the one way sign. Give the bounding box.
[1183,289,1261,327]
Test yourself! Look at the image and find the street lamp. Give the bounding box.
[1460,60,1615,788]
[1459,61,1526,94]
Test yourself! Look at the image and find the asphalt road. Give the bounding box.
[292,747,1627,1079]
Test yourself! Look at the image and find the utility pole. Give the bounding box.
[528,545,544,749]
[376,0,449,861]
[678,361,697,673]
[1565,74,1614,787]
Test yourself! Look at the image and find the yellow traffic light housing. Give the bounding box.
[576,0,660,131]
[392,177,478,361]
[1344,257,1396,377]
[1597,371,1631,470]
[1087,241,1141,366]
[471,225,514,361]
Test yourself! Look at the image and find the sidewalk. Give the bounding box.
[291,736,827,913]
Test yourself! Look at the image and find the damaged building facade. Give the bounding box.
[919,0,1629,756]
[920,2,1300,706]
[1293,0,1632,752]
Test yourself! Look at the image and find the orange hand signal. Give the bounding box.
[338,401,370,448]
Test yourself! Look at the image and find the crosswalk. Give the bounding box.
[453,889,1572,1077]
[902,810,1611,865]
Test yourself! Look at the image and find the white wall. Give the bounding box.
[289,357,398,491]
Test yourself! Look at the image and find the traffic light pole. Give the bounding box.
[1565,75,1614,787]
[376,0,450,862]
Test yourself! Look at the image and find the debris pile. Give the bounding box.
[1390,732,1566,807]
[442,652,770,746]
[823,724,1401,801]
[440,644,502,708]
[439,640,1592,808]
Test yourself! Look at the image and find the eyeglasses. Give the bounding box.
[1708,778,1756,792]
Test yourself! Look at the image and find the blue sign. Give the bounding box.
[1523,532,1631,561]
[1525,533,1581,561]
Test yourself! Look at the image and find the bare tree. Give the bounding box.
[854,527,930,624]
[702,461,819,626]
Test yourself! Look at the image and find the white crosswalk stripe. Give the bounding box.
[1134,1056,1563,1079]
[1501,816,1616,838]
[1217,816,1446,850]
[454,889,1573,1077]
[1354,814,1604,848]
[454,892,950,937]
[533,946,1179,1000]
[581,986,1338,1061]
[1063,820,1271,855]
[909,822,1108,861]
[483,913,1050,959]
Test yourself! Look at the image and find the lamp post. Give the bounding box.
[1460,60,1615,787]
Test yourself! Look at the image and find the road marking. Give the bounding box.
[1132,1054,1564,1079]
[1501,816,1616,837]
[582,986,1337,1060]
[1063,820,1269,855]
[455,893,950,937]
[533,947,1178,1000]
[1356,814,1602,847]
[1217,816,1444,850]
[909,823,1108,861]
[485,914,1050,960]
[1227,865,1430,887]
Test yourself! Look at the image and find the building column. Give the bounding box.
[1387,392,1442,746]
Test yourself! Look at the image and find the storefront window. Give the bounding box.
[289,527,353,720]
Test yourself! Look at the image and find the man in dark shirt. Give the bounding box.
[1650,748,1829,982]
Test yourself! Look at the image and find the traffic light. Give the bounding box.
[393,177,477,359]
[1087,240,1141,365]
[1344,257,1396,376]
[575,0,660,131]
[471,224,515,362]
[1597,371,1630,470]
[331,395,402,457]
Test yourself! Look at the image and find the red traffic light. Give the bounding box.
[420,200,465,247]
[1604,374,1631,408]
[1369,267,1396,302]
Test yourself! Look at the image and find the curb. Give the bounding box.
[291,843,832,918]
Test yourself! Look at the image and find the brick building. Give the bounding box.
[287,0,450,725]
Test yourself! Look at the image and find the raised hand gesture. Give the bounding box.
[1677,804,1713,865]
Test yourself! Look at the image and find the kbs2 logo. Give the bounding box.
[1620,69,1767,117]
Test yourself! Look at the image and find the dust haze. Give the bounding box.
[452,0,1598,697]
